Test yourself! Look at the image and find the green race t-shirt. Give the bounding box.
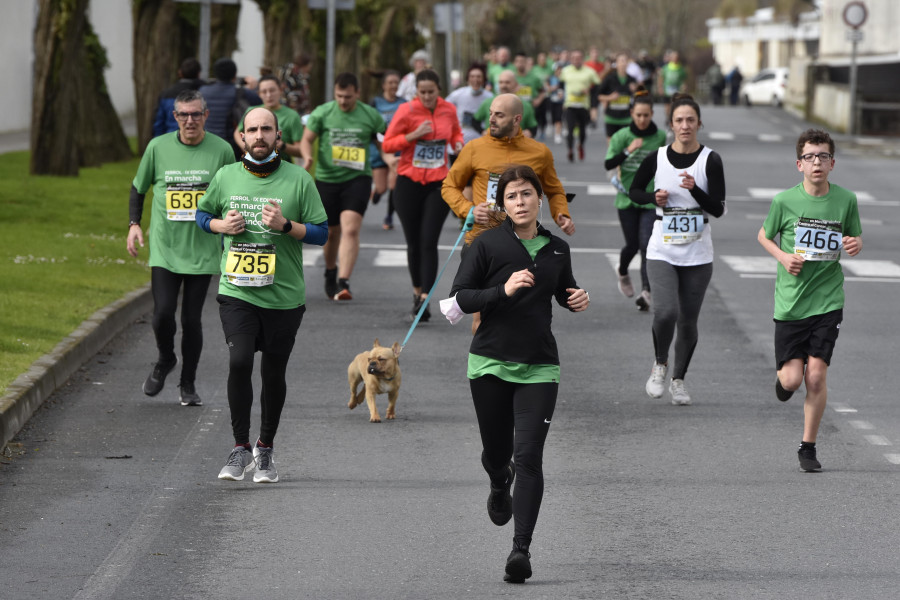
[762,182,862,321]
[529,64,553,85]
[473,97,538,131]
[605,126,666,210]
[515,72,545,103]
[197,161,328,309]
[306,100,386,183]
[132,131,235,274]
[466,235,559,384]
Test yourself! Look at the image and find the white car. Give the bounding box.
[741,68,788,107]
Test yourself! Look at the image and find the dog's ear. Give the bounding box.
[391,342,401,357]
[373,338,380,348]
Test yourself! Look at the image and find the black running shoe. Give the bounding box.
[775,378,794,402]
[324,268,338,299]
[798,444,821,472]
[179,382,202,406]
[504,541,532,583]
[487,461,515,526]
[142,360,176,396]
[335,279,352,301]
[410,294,430,322]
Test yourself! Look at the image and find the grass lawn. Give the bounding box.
[0,146,152,394]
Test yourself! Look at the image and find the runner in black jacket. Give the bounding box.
[447,165,589,583]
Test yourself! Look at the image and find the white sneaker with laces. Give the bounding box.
[645,363,667,398]
[669,378,692,405]
[252,445,279,483]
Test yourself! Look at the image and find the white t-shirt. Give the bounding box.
[646,145,724,266]
[446,86,494,145]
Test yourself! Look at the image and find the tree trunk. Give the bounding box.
[31,0,132,175]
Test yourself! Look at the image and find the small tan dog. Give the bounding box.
[347,338,402,423]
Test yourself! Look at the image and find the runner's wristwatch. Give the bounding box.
[282,219,293,233]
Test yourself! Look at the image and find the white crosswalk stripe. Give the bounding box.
[720,254,900,282]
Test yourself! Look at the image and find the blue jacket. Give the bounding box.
[198,81,261,140]
[152,79,204,137]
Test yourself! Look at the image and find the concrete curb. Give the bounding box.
[0,283,152,449]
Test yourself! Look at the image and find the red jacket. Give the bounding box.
[383,96,463,184]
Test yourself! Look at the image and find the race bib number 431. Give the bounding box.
[165,183,206,221]
[225,242,276,287]
[661,207,705,244]
[794,217,842,261]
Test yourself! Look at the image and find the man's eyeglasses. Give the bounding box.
[799,152,833,163]
[174,111,205,121]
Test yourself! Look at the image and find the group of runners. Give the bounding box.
[126,48,862,584]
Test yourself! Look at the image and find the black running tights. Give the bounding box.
[393,175,450,292]
[617,206,656,292]
[565,107,590,151]
[150,267,211,385]
[470,375,558,547]
[226,334,291,447]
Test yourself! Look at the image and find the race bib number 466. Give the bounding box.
[661,207,705,244]
[794,217,842,261]
[165,183,206,221]
[225,242,276,287]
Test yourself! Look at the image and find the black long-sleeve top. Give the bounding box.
[450,217,577,366]
[628,145,726,217]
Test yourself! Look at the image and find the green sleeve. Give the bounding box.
[132,142,156,193]
[522,103,537,129]
[473,98,490,124]
[762,197,783,241]
[198,169,225,217]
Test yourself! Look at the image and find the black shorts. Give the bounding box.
[605,122,627,138]
[217,294,306,355]
[774,308,842,370]
[316,176,372,226]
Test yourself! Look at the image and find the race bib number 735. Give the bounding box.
[225,242,276,287]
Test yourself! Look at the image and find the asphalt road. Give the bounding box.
[2,105,899,599]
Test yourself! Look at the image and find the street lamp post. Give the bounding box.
[842,1,868,136]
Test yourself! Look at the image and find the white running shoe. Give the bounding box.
[617,273,635,298]
[252,445,279,483]
[554,133,562,145]
[645,363,667,398]
[669,378,692,405]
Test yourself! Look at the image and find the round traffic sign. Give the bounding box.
[843,1,868,28]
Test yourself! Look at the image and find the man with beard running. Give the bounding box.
[196,107,328,483]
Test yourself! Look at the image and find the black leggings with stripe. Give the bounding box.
[470,375,558,547]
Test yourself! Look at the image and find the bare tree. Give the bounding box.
[132,0,240,153]
[31,0,132,176]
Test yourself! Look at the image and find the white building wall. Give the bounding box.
[232,1,264,79]
[0,1,37,132]
[819,0,900,58]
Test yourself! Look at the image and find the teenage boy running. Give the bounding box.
[757,129,862,472]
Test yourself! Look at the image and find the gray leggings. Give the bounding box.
[646,259,713,380]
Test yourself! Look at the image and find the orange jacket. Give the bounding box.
[382,96,463,185]
[441,130,571,242]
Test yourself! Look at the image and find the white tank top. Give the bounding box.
[646,145,721,266]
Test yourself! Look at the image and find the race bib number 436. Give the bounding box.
[794,217,842,261]
[661,207,705,244]
[225,242,276,287]
[412,139,446,169]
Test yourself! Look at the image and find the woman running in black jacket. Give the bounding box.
[445,164,589,583]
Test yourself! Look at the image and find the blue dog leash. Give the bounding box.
[400,207,475,352]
